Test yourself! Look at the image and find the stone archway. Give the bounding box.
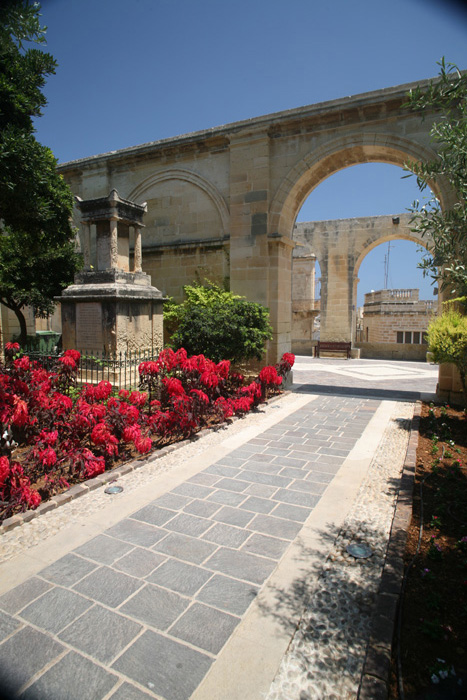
[294,213,433,349]
[271,136,446,346]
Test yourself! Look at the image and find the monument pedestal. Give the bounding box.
[59,190,164,358]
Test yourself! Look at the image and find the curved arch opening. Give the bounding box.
[291,162,438,357]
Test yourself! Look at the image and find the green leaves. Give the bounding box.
[167,281,273,363]
[0,1,81,341]
[405,59,467,297]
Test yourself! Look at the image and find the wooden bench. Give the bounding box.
[314,341,351,359]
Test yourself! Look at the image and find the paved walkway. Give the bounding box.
[0,358,438,700]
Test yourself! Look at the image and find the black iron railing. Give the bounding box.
[19,348,158,390]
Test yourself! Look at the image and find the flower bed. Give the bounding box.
[0,344,294,523]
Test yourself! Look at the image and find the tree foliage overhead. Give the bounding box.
[0,0,81,343]
[405,59,467,297]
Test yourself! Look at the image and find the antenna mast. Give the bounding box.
[384,241,393,289]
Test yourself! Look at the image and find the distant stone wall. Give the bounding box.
[356,341,428,361]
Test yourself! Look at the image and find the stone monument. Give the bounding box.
[59,189,164,355]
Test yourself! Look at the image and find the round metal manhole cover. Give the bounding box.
[346,543,373,559]
[104,485,124,495]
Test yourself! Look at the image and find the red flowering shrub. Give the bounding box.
[0,347,294,522]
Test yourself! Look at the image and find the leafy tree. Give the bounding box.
[405,59,467,297]
[167,280,273,363]
[0,0,81,344]
[427,304,467,405]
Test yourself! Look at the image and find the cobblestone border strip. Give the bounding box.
[0,390,290,535]
[357,401,421,699]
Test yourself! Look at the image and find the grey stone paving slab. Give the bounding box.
[130,504,177,527]
[302,470,335,484]
[38,553,98,586]
[317,446,350,457]
[247,513,302,540]
[240,461,283,475]
[0,577,52,614]
[0,627,65,698]
[214,477,250,492]
[211,505,255,528]
[206,489,246,506]
[152,532,217,564]
[245,483,278,498]
[205,547,276,585]
[241,533,290,560]
[289,478,328,495]
[288,443,319,454]
[146,558,212,596]
[108,682,156,700]
[237,469,292,488]
[239,496,276,514]
[112,629,212,700]
[113,547,166,578]
[20,650,118,700]
[58,604,142,664]
[74,534,134,565]
[302,457,342,472]
[263,447,291,457]
[196,574,258,615]
[278,466,309,479]
[105,519,167,548]
[172,482,215,499]
[204,463,242,478]
[244,452,274,462]
[152,493,192,510]
[169,602,239,654]
[182,499,221,517]
[73,566,143,608]
[271,503,312,522]
[0,610,21,642]
[202,522,251,548]
[20,586,92,634]
[273,488,321,508]
[215,456,247,468]
[119,583,189,630]
[188,472,221,486]
[162,512,212,537]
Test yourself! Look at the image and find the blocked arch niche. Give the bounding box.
[128,168,230,235]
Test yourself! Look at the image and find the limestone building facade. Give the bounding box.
[359,288,436,360]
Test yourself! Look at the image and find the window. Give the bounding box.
[397,331,403,344]
[413,331,420,344]
[405,331,412,344]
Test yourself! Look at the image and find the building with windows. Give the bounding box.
[359,288,437,360]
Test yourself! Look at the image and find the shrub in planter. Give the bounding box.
[427,308,467,405]
[171,298,273,363]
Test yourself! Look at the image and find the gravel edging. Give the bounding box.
[357,401,421,699]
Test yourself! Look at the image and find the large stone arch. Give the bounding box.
[271,135,447,345]
[270,133,450,239]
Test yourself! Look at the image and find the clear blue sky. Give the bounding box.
[34,0,467,306]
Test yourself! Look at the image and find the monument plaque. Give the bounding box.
[76,303,103,350]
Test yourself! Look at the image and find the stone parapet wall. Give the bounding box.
[357,341,428,361]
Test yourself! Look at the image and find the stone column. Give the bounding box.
[82,222,91,270]
[110,218,118,269]
[134,227,142,272]
[229,131,294,363]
